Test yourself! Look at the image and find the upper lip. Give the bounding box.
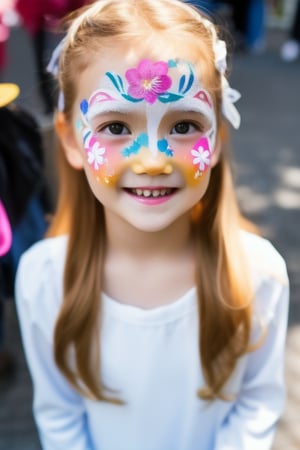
[120,175,183,190]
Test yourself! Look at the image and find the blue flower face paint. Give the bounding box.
[77,58,216,186]
[121,133,148,157]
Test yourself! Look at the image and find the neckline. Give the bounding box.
[102,287,197,326]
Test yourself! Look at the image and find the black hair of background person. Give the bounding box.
[0,105,51,227]
[290,0,300,42]
[0,105,52,301]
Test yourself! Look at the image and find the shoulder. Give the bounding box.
[15,235,68,329]
[240,231,289,324]
[17,234,68,283]
[241,230,288,284]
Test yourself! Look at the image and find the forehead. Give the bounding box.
[75,42,209,106]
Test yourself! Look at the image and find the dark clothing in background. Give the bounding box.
[0,106,48,226]
[290,0,300,42]
[0,105,51,299]
[228,0,252,37]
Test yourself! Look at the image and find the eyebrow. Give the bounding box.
[85,94,215,124]
[86,101,143,122]
[167,97,214,118]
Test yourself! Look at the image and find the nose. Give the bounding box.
[131,148,173,176]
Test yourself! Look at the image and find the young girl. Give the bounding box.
[15,1,289,449]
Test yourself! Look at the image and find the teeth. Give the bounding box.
[130,188,173,197]
[152,190,160,198]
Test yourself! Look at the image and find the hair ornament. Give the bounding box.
[213,38,241,129]
[220,78,241,130]
[47,38,66,111]
[189,11,241,129]
[47,37,66,77]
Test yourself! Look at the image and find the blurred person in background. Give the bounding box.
[280,0,300,62]
[0,82,51,379]
[15,0,89,114]
[185,0,266,53]
[0,0,19,77]
[0,82,19,378]
[231,0,266,53]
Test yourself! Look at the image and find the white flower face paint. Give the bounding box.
[85,134,106,170]
[78,58,217,186]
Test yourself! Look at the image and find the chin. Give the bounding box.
[126,213,185,234]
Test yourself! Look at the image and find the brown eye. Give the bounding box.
[174,122,190,134]
[107,123,128,135]
[171,121,200,135]
[96,121,130,135]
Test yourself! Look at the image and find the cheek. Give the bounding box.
[82,132,127,186]
[171,136,212,186]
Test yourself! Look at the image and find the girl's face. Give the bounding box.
[68,45,219,232]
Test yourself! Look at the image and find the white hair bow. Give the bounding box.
[47,38,66,111]
[47,38,66,76]
[213,39,241,129]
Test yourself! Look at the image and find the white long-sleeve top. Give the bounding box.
[15,231,289,450]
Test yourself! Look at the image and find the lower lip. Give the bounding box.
[125,190,176,205]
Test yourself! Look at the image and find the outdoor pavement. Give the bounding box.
[0,16,300,450]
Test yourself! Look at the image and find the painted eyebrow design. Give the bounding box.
[163,110,213,129]
[87,105,214,127]
[86,101,143,122]
[165,109,210,118]
[166,97,214,116]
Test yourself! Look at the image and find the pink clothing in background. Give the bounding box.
[15,0,88,34]
[0,200,12,257]
[0,0,15,70]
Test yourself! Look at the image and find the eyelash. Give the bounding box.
[97,122,131,135]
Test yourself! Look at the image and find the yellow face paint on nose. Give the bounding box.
[130,147,174,176]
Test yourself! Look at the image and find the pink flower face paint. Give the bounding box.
[78,59,216,186]
[126,59,172,104]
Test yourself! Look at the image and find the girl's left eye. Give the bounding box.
[98,122,130,135]
[170,122,199,135]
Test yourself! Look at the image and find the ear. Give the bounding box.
[55,112,84,170]
[210,122,228,167]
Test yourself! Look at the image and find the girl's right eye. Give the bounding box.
[97,122,130,135]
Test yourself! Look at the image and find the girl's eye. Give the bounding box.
[171,122,199,135]
[98,122,130,135]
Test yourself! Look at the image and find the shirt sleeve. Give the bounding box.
[15,243,94,450]
[214,275,289,450]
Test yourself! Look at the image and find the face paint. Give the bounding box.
[191,137,212,178]
[121,133,149,157]
[78,58,216,186]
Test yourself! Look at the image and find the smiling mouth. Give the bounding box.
[124,188,177,198]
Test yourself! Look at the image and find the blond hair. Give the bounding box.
[48,0,254,402]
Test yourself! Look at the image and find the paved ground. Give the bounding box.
[230,30,300,449]
[0,19,300,450]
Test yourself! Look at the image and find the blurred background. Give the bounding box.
[0,0,300,449]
